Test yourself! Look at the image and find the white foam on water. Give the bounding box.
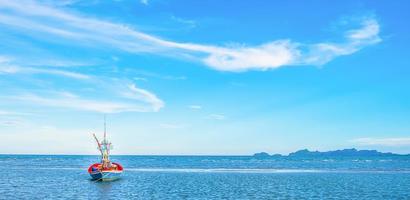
[124,168,410,174]
[6,167,410,174]
[126,168,321,173]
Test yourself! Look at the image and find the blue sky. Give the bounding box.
[0,0,409,155]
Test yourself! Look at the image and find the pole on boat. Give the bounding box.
[93,133,103,157]
[104,114,106,143]
[101,115,111,169]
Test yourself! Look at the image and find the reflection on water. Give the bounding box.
[94,180,114,199]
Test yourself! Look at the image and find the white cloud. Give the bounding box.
[208,114,226,120]
[350,137,410,147]
[31,67,90,79]
[347,19,380,40]
[126,84,164,112]
[12,93,135,113]
[188,105,202,110]
[298,18,381,66]
[28,59,96,68]
[133,71,187,81]
[7,83,164,113]
[0,56,90,79]
[202,41,297,72]
[0,0,382,72]
[0,110,33,116]
[134,77,148,81]
[0,110,27,126]
[0,56,164,113]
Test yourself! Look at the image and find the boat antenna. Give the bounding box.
[104,114,107,142]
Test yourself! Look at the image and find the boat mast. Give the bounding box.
[101,115,111,168]
[104,114,106,143]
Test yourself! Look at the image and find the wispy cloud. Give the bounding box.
[0,110,26,126]
[347,19,380,40]
[0,0,381,72]
[159,123,186,129]
[0,110,33,116]
[0,56,90,79]
[5,81,164,113]
[350,137,410,147]
[1,56,164,114]
[133,71,187,81]
[125,84,164,112]
[188,105,202,110]
[27,59,96,68]
[11,93,130,113]
[171,15,196,29]
[300,18,381,66]
[1,119,23,126]
[208,114,226,120]
[15,66,89,79]
[134,77,148,82]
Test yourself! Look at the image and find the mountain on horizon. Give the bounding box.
[253,148,408,158]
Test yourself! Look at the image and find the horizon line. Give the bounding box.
[1,148,409,156]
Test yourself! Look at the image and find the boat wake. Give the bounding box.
[125,168,410,174]
[9,167,410,174]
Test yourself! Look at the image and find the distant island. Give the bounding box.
[253,148,409,158]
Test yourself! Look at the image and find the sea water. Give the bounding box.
[1,155,409,199]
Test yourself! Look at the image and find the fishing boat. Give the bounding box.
[88,118,123,181]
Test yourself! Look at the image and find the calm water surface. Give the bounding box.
[1,155,409,199]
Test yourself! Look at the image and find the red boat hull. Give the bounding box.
[88,162,123,181]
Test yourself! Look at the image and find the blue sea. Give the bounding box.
[1,155,410,199]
